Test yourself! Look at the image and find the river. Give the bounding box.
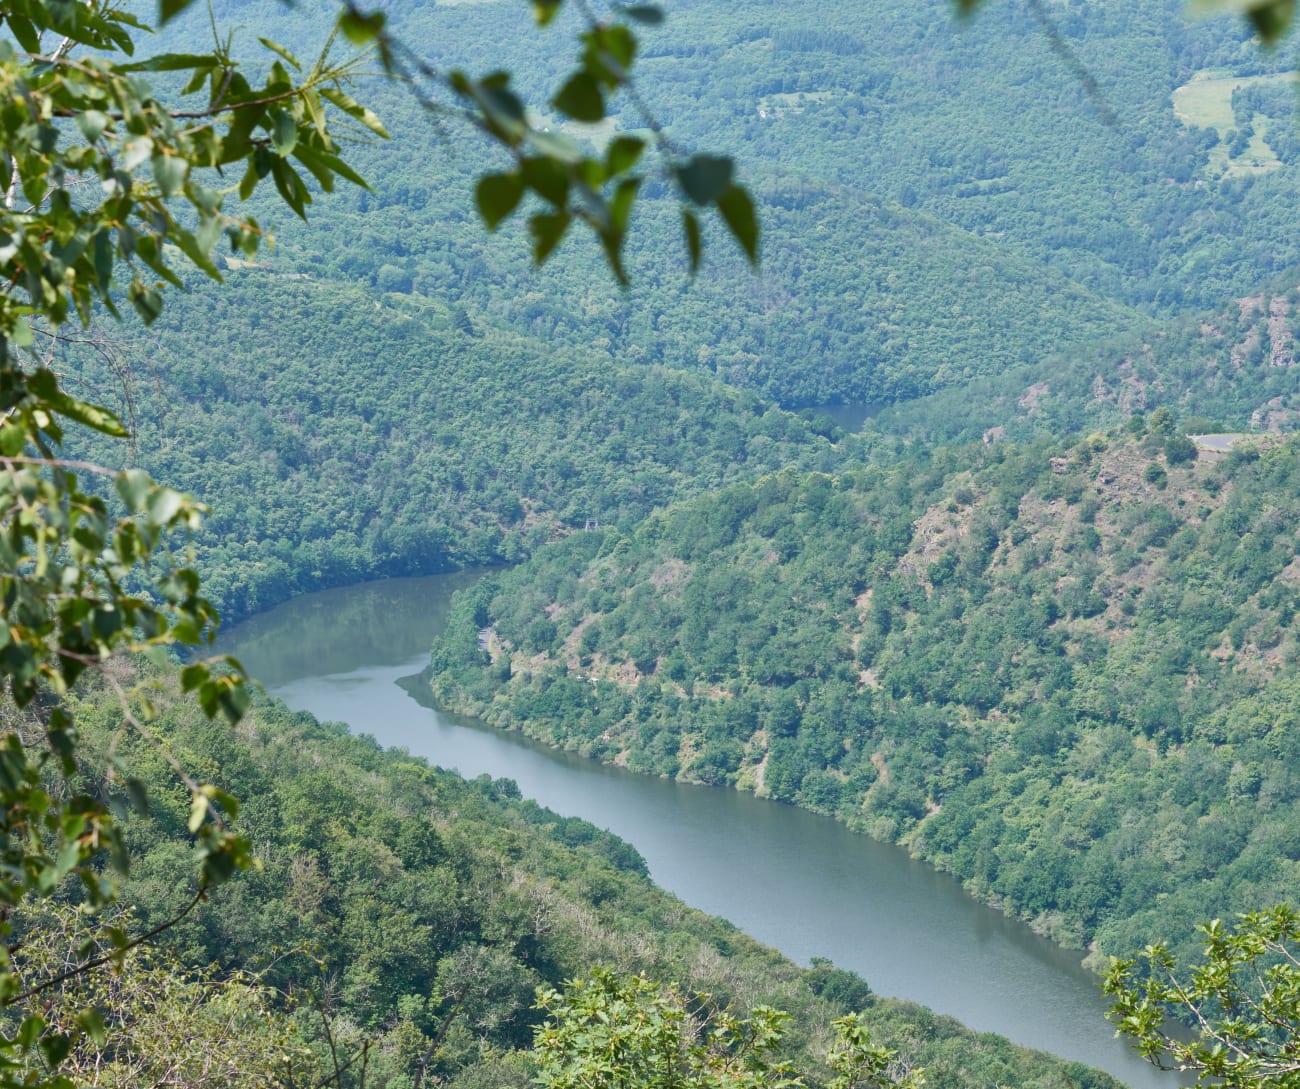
[221,572,1182,1089]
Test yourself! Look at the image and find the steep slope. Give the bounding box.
[429,431,1300,964]
[60,669,1122,1089]
[875,277,1300,445]
[65,272,842,618]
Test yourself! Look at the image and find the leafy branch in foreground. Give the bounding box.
[0,0,396,1080]
[533,968,922,1089]
[335,0,759,282]
[3,902,320,1089]
[0,0,764,1080]
[1105,904,1300,1086]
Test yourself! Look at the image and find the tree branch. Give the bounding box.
[10,886,206,1004]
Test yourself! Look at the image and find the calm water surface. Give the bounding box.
[223,573,1180,1089]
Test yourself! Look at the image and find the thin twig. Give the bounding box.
[1024,0,1118,127]
[10,886,206,1003]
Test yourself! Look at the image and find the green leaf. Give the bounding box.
[151,152,188,198]
[75,1009,107,1048]
[584,24,637,80]
[93,228,113,292]
[217,681,250,724]
[18,1015,44,1050]
[521,156,570,206]
[77,110,109,143]
[462,73,526,142]
[599,228,629,287]
[338,7,386,44]
[620,3,664,24]
[7,16,40,52]
[169,224,222,281]
[610,176,639,233]
[9,316,32,348]
[124,777,150,815]
[123,52,221,72]
[532,0,563,24]
[682,208,701,275]
[146,487,184,526]
[188,792,208,834]
[716,183,759,265]
[677,154,734,205]
[1249,0,1294,42]
[270,109,298,156]
[475,172,525,230]
[553,71,605,123]
[605,135,645,176]
[121,135,154,172]
[49,390,129,437]
[116,469,154,512]
[220,98,264,165]
[309,148,369,190]
[319,86,389,138]
[205,785,240,820]
[258,37,301,70]
[1191,0,1296,41]
[530,210,572,263]
[128,280,164,324]
[270,157,311,218]
[159,0,198,25]
[39,1031,72,1067]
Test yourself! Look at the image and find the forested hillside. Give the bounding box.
[139,0,1300,406]
[28,0,1300,1080]
[68,0,1300,622]
[428,429,1300,968]
[876,276,1300,445]
[66,273,843,618]
[33,670,1119,1089]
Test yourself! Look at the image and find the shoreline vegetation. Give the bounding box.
[427,425,1300,977]
[58,662,1128,1089]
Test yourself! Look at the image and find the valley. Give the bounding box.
[6,0,1300,1084]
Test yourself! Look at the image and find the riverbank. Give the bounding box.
[221,574,1181,1088]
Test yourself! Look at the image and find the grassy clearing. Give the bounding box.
[757,90,834,118]
[558,116,619,151]
[1173,70,1297,177]
[523,110,624,154]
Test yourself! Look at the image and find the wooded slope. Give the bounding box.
[429,431,1300,965]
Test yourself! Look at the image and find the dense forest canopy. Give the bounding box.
[6,0,1300,1083]
[428,427,1300,973]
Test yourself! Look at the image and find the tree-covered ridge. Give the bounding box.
[428,430,1300,965]
[64,271,846,620]
[875,278,1300,447]
[250,141,1144,406]
[42,669,1121,1089]
[158,0,1300,408]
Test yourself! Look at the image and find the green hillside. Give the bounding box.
[874,276,1300,446]
[145,0,1300,408]
[38,669,1120,1089]
[428,429,1300,966]
[11,0,1300,1081]
[65,272,844,619]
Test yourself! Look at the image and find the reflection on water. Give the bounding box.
[800,402,888,434]
[223,571,485,685]
[223,573,1182,1089]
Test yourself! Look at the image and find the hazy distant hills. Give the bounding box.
[877,276,1300,445]
[169,0,1300,406]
